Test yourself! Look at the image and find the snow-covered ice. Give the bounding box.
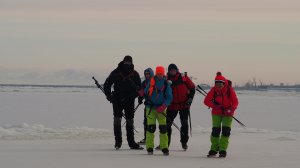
[0,85,299,168]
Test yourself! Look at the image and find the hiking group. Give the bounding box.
[99,55,239,157]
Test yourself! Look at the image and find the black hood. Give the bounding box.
[117,61,134,74]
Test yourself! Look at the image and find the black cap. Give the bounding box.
[168,64,178,72]
[123,55,133,63]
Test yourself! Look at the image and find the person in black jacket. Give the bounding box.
[104,55,143,150]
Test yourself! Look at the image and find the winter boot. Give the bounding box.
[162,148,169,156]
[129,142,144,150]
[182,143,188,151]
[147,148,154,155]
[114,117,122,150]
[219,151,227,158]
[207,150,218,158]
[114,141,122,150]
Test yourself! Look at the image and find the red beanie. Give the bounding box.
[156,66,165,76]
[215,72,226,84]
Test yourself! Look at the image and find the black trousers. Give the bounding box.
[166,108,190,146]
[112,100,136,146]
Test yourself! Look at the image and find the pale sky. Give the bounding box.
[0,0,300,85]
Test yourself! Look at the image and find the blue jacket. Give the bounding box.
[144,76,173,108]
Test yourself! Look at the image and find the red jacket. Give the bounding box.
[204,81,239,116]
[168,73,195,110]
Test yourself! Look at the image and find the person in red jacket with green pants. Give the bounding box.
[204,72,239,158]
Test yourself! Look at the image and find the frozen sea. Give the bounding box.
[0,85,300,168]
[1,84,299,133]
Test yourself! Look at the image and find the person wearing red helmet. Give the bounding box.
[204,72,239,158]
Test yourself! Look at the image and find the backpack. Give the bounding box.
[147,77,168,99]
[169,72,191,88]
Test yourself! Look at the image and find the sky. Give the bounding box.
[0,0,300,85]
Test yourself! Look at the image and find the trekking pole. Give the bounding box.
[161,113,184,136]
[121,103,142,128]
[232,116,246,127]
[196,88,206,97]
[188,111,192,137]
[120,112,139,133]
[197,85,246,127]
[92,76,104,93]
[197,85,208,95]
[134,103,142,112]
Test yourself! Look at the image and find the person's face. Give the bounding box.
[145,72,151,80]
[215,82,225,89]
[156,74,164,80]
[123,61,132,65]
[169,69,177,76]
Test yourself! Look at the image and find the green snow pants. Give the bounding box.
[210,114,233,152]
[145,107,168,150]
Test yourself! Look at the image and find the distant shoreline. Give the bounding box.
[0,83,94,89]
[1,83,300,92]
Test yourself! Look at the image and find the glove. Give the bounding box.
[224,107,235,116]
[156,104,167,113]
[137,89,145,97]
[186,98,193,106]
[138,96,144,104]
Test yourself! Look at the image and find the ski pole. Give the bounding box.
[188,111,192,137]
[122,104,141,130]
[161,113,184,136]
[196,88,206,97]
[232,116,246,127]
[134,103,142,112]
[197,85,208,95]
[120,113,139,133]
[92,76,104,93]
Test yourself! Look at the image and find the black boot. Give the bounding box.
[182,143,188,151]
[115,141,122,150]
[147,148,153,155]
[162,148,169,156]
[219,151,227,158]
[207,150,218,158]
[126,119,143,150]
[130,143,144,150]
[114,117,122,150]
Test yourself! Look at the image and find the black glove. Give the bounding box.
[186,98,193,106]
[138,96,144,104]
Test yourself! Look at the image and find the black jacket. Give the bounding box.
[104,61,141,101]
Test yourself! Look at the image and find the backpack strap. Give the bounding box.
[119,71,135,81]
[148,77,168,99]
[227,80,232,97]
